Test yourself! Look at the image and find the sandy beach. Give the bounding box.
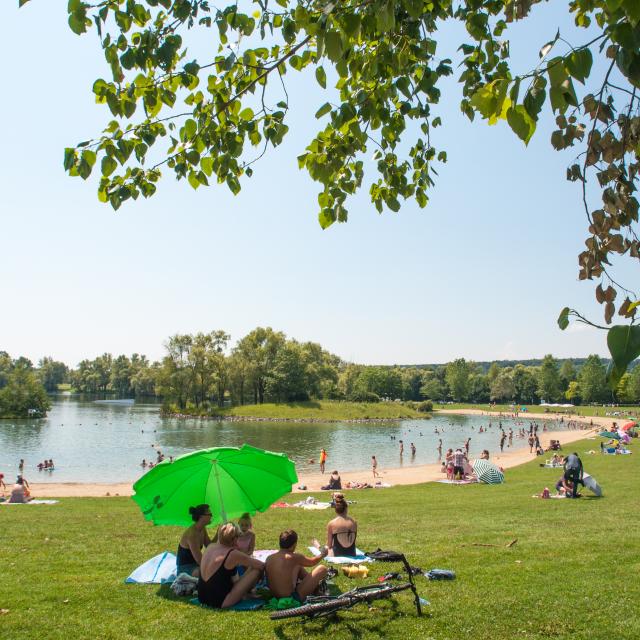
[23,411,620,498]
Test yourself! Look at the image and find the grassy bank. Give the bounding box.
[435,402,639,419]
[171,400,426,421]
[1,437,638,639]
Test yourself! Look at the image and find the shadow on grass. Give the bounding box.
[272,597,424,639]
[155,584,186,603]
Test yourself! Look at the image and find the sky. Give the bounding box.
[1,2,635,367]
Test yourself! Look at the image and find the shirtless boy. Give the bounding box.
[265,530,328,602]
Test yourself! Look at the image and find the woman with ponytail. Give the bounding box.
[176,504,213,576]
[326,493,358,557]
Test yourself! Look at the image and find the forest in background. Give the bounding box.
[3,327,640,417]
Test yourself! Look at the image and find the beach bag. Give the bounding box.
[425,569,456,580]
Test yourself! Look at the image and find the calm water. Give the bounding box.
[0,397,569,483]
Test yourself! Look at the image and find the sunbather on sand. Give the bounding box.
[265,529,328,603]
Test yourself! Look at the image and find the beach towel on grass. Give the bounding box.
[0,499,59,505]
[190,597,264,611]
[308,546,371,564]
[436,479,477,485]
[125,552,177,584]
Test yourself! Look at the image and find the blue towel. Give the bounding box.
[125,552,177,584]
[189,597,264,611]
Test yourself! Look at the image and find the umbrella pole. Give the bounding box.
[212,460,227,522]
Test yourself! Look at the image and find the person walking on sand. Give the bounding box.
[371,456,380,478]
[437,439,443,459]
[499,431,506,452]
[319,449,327,474]
[464,438,471,455]
[399,440,404,456]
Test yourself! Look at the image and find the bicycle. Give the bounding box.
[270,550,423,621]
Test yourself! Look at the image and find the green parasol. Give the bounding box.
[132,444,298,526]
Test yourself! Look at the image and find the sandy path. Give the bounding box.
[25,412,619,498]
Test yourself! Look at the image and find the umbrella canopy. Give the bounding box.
[132,444,298,526]
[472,459,505,485]
[598,430,621,440]
[582,473,603,497]
[621,421,637,431]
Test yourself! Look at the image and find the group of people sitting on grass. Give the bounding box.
[176,492,357,609]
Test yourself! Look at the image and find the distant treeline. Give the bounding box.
[2,329,639,417]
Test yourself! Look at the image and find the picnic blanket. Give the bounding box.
[436,479,477,485]
[308,546,371,564]
[125,552,177,584]
[126,550,278,585]
[0,499,59,505]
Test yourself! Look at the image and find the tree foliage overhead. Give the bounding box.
[17,0,640,381]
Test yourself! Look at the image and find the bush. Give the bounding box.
[349,389,381,403]
[417,400,433,413]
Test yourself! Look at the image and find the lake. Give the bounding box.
[0,397,569,483]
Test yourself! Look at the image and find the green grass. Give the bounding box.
[435,402,640,419]
[207,400,425,420]
[1,437,638,639]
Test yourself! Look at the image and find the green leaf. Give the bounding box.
[184,119,197,140]
[315,102,332,119]
[607,325,640,389]
[318,209,336,229]
[63,148,76,172]
[341,14,361,38]
[557,307,570,330]
[101,156,117,177]
[315,66,327,89]
[188,171,200,190]
[325,31,343,63]
[523,77,547,121]
[19,0,31,7]
[506,105,536,145]
[201,157,213,177]
[565,49,593,84]
[81,149,97,167]
[239,107,254,121]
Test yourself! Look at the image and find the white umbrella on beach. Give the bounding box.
[472,459,504,485]
[582,473,603,497]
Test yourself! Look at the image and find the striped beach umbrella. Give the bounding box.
[472,459,505,485]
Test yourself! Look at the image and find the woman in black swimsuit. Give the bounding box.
[176,504,213,576]
[198,523,265,609]
[326,493,357,557]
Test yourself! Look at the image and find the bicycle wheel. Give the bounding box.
[270,596,353,620]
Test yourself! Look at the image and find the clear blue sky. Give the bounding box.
[1,2,632,367]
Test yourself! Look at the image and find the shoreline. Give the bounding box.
[24,411,619,498]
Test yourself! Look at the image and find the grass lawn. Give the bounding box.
[434,402,640,419]
[207,400,425,420]
[1,438,638,639]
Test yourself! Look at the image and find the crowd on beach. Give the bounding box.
[305,418,578,490]
[175,493,357,608]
